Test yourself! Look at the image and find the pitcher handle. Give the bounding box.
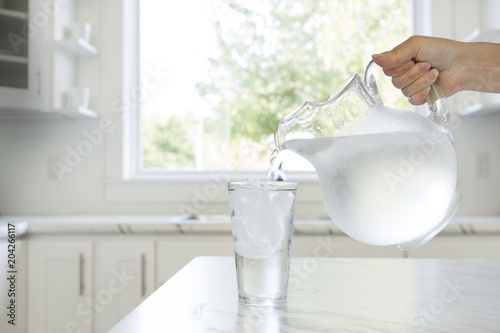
[364,60,451,124]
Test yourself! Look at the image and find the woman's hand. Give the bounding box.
[372,36,467,105]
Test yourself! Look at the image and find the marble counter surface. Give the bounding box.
[109,256,500,332]
[1,214,500,237]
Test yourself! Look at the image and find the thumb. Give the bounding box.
[372,37,420,69]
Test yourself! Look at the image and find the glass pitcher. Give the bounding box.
[274,60,461,250]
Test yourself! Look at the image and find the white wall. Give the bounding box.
[0,0,498,216]
[0,118,189,215]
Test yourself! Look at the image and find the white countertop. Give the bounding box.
[1,214,500,237]
[109,256,500,332]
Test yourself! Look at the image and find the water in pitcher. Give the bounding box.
[279,130,458,245]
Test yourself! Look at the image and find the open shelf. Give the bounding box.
[54,107,98,119]
[0,107,98,120]
[0,8,28,20]
[56,38,98,56]
[0,53,28,64]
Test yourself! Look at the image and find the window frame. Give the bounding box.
[103,0,428,216]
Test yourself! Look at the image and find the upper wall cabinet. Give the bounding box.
[0,0,99,119]
[0,0,46,113]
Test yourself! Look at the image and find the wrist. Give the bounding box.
[460,42,500,93]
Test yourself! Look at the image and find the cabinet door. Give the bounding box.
[28,240,93,333]
[0,0,49,111]
[94,240,155,333]
[156,235,234,288]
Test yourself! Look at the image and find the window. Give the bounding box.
[138,0,411,175]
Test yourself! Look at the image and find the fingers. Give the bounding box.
[400,68,439,98]
[407,87,431,105]
[391,62,430,89]
[373,59,439,105]
[383,59,415,77]
[394,62,439,105]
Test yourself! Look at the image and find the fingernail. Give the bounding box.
[426,69,439,80]
[419,62,431,72]
[372,51,391,58]
[404,60,414,70]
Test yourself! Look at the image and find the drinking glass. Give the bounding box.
[228,180,298,306]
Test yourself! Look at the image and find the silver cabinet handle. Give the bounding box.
[141,254,146,297]
[79,253,85,296]
[37,66,42,97]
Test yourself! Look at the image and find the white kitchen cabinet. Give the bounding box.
[0,0,48,112]
[28,240,93,333]
[27,238,156,333]
[0,0,99,118]
[93,240,155,333]
[156,235,234,288]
